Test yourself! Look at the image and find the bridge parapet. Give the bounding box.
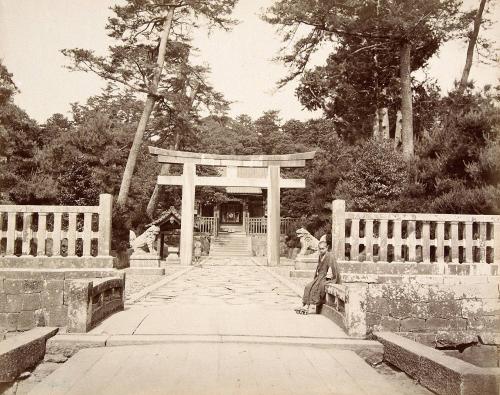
[0,194,113,268]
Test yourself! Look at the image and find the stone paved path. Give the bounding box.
[28,257,430,395]
[91,257,346,338]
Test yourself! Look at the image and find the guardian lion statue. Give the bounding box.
[129,225,160,255]
[296,227,327,256]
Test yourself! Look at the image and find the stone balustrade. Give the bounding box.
[0,194,113,268]
[332,200,500,268]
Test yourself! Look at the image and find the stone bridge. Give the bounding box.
[27,257,435,395]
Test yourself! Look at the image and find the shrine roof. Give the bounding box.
[147,206,181,227]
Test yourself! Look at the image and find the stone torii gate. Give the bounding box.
[148,147,316,266]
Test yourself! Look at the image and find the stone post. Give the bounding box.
[494,221,500,264]
[332,200,346,262]
[267,165,280,266]
[98,194,113,257]
[180,163,195,265]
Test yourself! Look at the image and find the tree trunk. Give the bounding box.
[400,41,414,160]
[458,0,487,94]
[146,83,200,219]
[116,7,175,207]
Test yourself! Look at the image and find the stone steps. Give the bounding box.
[209,232,252,257]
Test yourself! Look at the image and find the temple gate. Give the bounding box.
[148,147,316,266]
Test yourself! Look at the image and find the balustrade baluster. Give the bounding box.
[408,221,416,261]
[6,212,16,256]
[37,213,47,256]
[365,220,373,261]
[350,219,360,261]
[422,221,430,263]
[436,221,445,263]
[53,213,62,256]
[379,219,388,262]
[393,219,402,261]
[451,221,459,263]
[67,213,77,256]
[494,221,500,263]
[464,221,473,263]
[22,213,32,255]
[479,222,487,263]
[83,212,92,256]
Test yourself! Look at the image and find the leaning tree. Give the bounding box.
[63,0,237,207]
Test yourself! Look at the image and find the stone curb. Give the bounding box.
[0,327,59,382]
[125,267,165,276]
[251,258,303,297]
[126,266,193,304]
[45,333,383,361]
[375,331,500,395]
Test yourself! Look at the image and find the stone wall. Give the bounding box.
[0,269,123,332]
[364,280,500,334]
[325,272,500,339]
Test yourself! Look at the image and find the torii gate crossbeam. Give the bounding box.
[148,147,316,266]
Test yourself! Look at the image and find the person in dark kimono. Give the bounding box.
[295,241,338,315]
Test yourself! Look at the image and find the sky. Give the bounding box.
[0,0,499,124]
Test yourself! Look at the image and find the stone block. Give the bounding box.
[0,313,19,331]
[426,317,467,331]
[410,302,429,319]
[22,279,44,294]
[453,344,499,368]
[0,269,64,280]
[0,327,58,382]
[22,293,42,311]
[435,331,478,348]
[451,283,499,300]
[5,295,22,313]
[41,280,64,307]
[418,353,464,395]
[63,269,121,279]
[377,275,410,284]
[44,305,68,327]
[376,332,424,379]
[478,332,500,345]
[34,309,45,326]
[366,296,390,315]
[461,299,483,320]
[17,310,36,330]
[66,280,92,333]
[387,298,413,319]
[428,299,462,319]
[344,284,368,337]
[468,315,500,332]
[375,331,500,395]
[380,315,400,331]
[0,277,4,293]
[410,333,437,347]
[481,299,500,315]
[365,312,381,329]
[400,317,426,332]
[3,279,23,294]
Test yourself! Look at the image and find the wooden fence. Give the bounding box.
[195,216,218,236]
[246,217,299,235]
[0,194,112,261]
[331,200,500,264]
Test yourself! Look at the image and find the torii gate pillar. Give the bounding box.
[267,165,280,266]
[179,163,195,266]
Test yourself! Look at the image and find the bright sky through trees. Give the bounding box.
[0,0,498,124]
